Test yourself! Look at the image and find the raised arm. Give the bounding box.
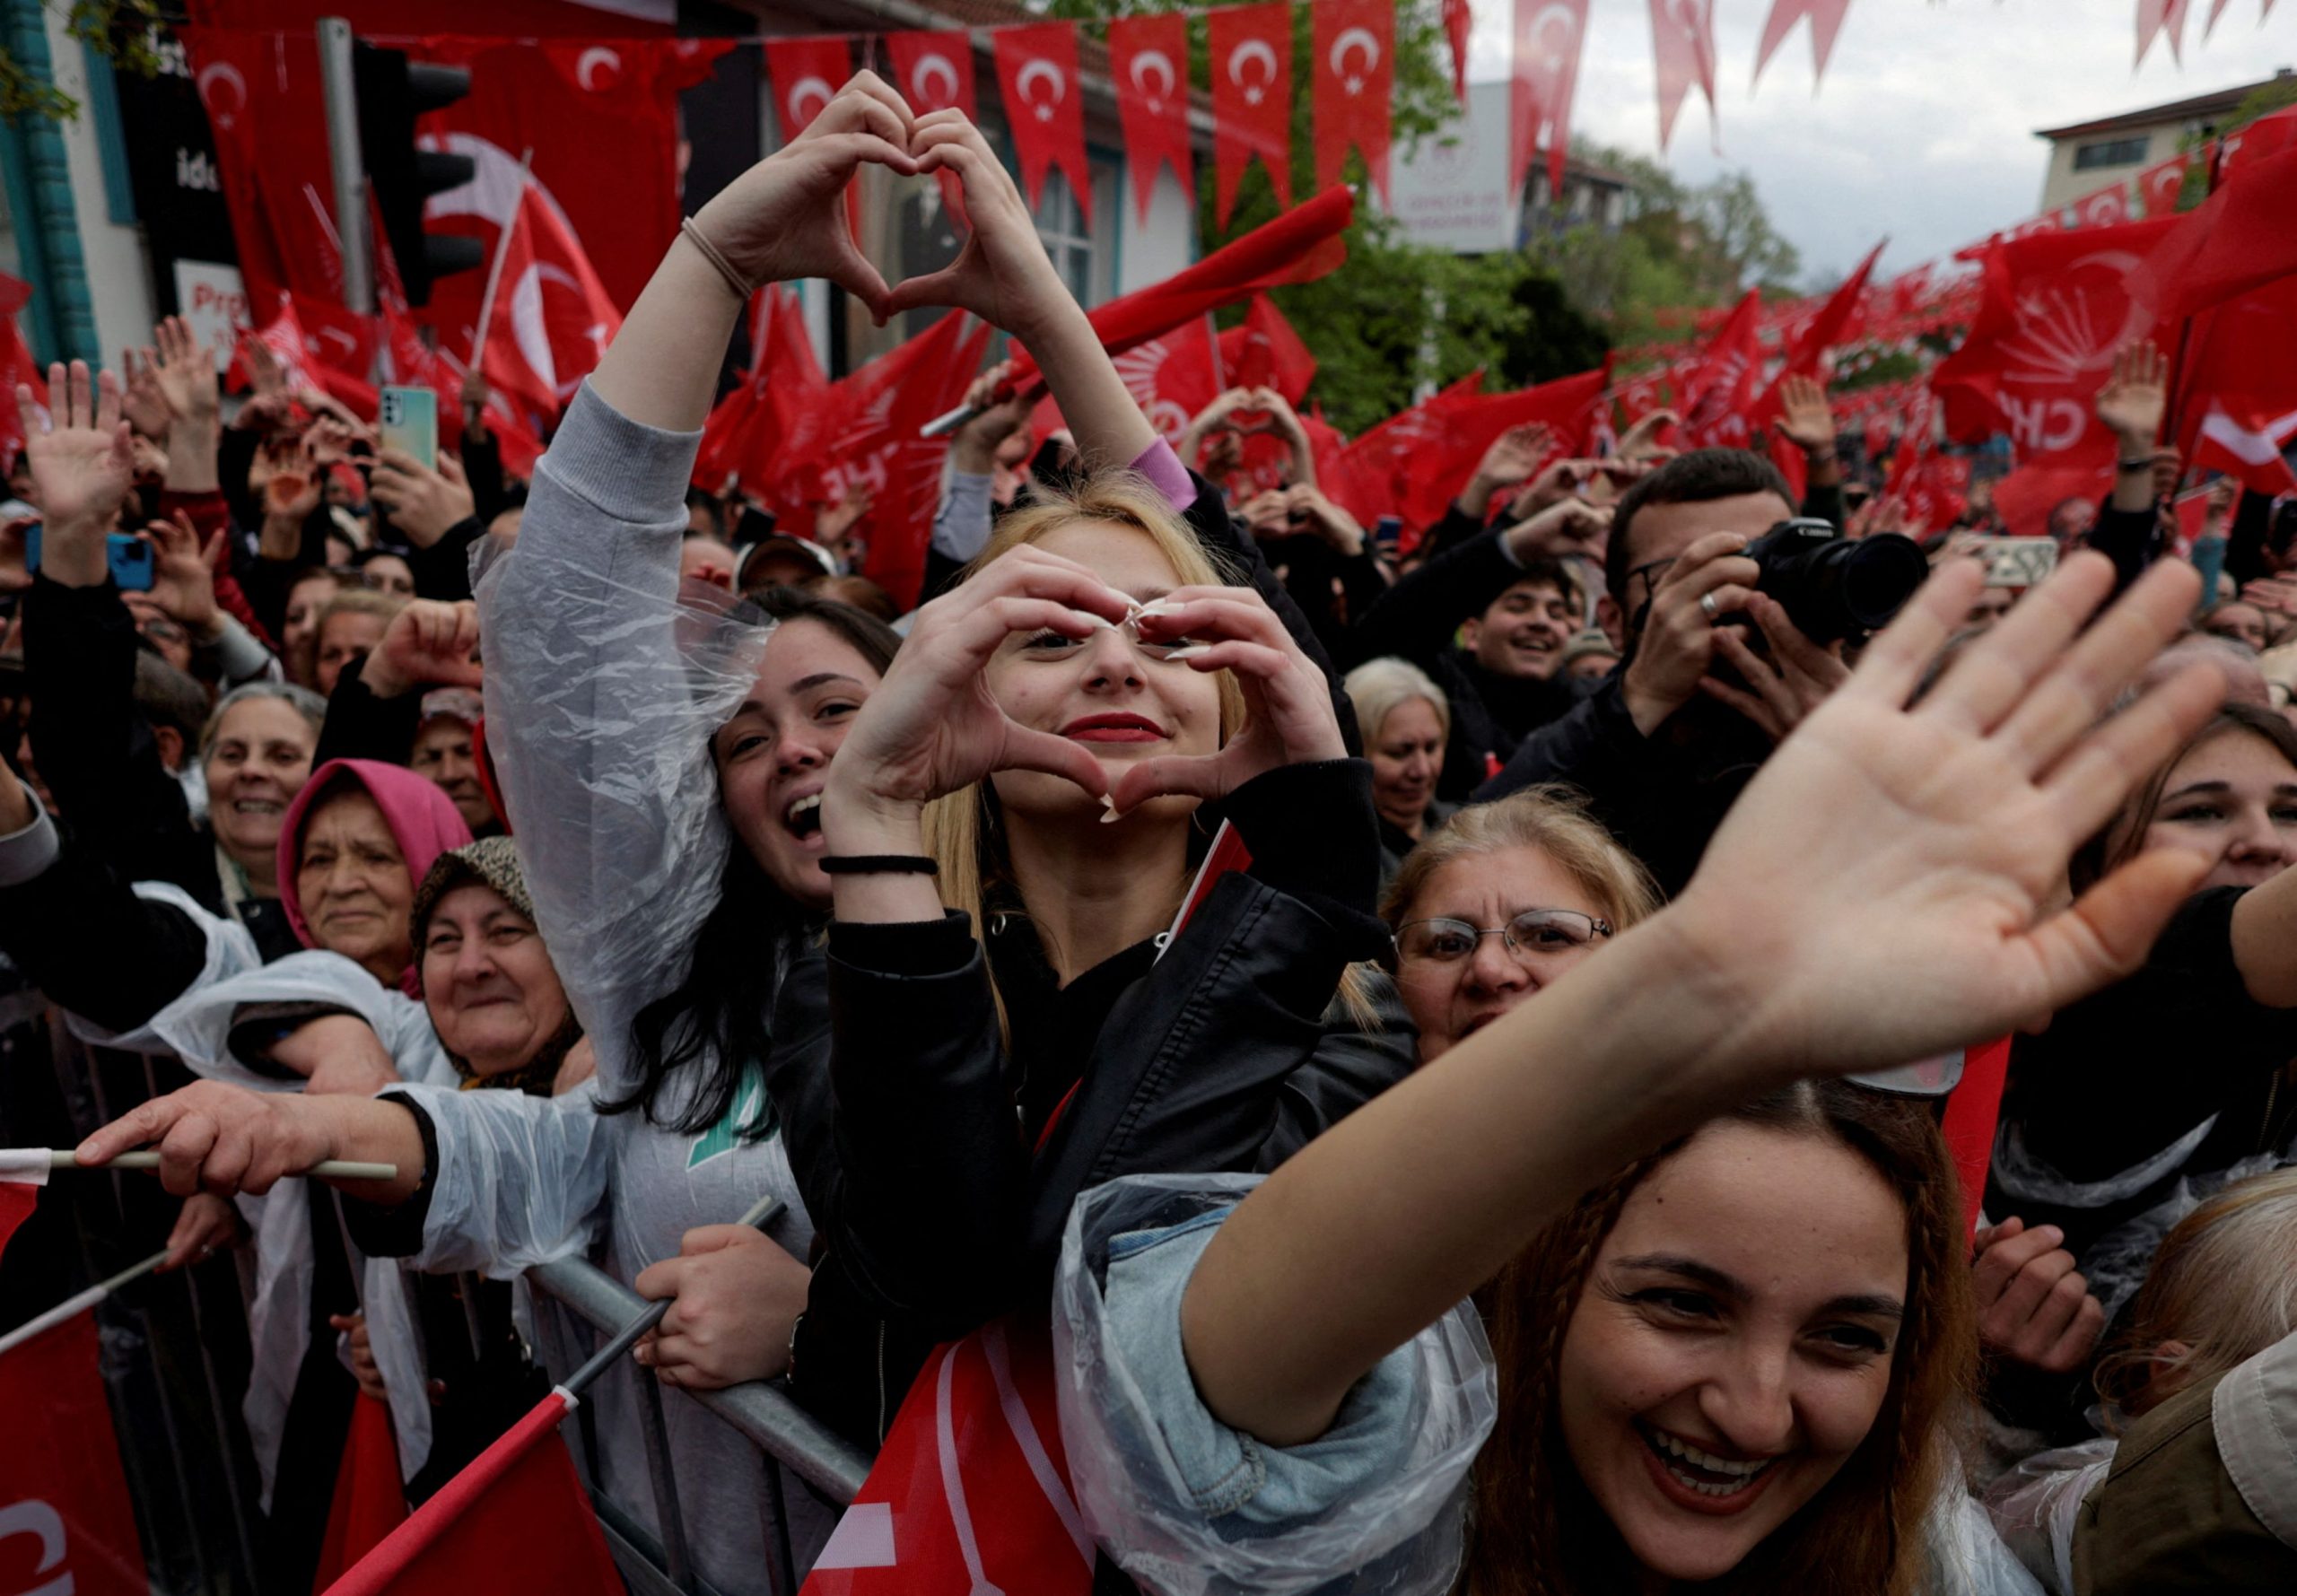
[1180,551,2222,1445]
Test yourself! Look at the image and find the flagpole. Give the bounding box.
[556,1194,783,1400]
[0,1248,169,1359]
[468,146,536,371]
[39,1150,399,1182]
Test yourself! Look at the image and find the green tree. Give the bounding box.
[0,1,162,122]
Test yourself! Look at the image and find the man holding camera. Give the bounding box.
[1477,449,1898,894]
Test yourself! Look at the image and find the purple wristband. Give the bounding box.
[1129,438,1199,512]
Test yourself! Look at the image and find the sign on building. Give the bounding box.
[1390,83,1518,256]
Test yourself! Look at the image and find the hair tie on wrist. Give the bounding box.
[680,217,756,302]
[818,854,940,876]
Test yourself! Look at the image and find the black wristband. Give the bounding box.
[818,854,939,876]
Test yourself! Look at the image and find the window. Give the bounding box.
[2074,137,2149,170]
[1032,163,1118,309]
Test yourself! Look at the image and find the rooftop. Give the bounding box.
[2035,66,2293,140]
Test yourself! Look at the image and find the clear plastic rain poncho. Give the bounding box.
[1052,1173,1497,1596]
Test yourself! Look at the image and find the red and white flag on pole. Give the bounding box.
[1209,1,1295,228]
[1510,0,1589,203]
[474,184,624,421]
[1648,0,1720,153]
[1107,13,1193,223]
[320,1388,620,1596]
[1313,0,1395,203]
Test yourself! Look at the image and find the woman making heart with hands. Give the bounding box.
[749,91,1409,1448]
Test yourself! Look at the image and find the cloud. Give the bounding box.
[1465,0,2295,283]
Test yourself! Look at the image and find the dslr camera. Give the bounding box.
[1742,518,1926,644]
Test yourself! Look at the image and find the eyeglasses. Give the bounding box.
[1393,908,1613,965]
[1625,556,1677,604]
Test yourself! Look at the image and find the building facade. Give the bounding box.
[2034,65,2293,212]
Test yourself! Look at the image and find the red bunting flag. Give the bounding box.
[992,22,1094,225]
[1510,0,1590,202]
[0,1146,43,1258]
[884,31,974,118]
[320,1389,619,1596]
[2135,0,2192,65]
[1648,0,1720,153]
[764,36,856,140]
[2066,181,2135,230]
[1313,0,1395,203]
[1444,0,1475,104]
[1107,13,1193,223]
[1209,0,1294,229]
[2137,151,2194,216]
[1930,219,2178,468]
[2204,0,2237,37]
[1752,0,1856,90]
[0,1308,145,1596]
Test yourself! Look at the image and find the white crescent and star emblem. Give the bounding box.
[575,47,621,92]
[196,61,248,130]
[1227,39,1278,106]
[1016,58,1064,123]
[1130,48,1176,113]
[909,52,960,110]
[1328,26,1380,96]
[787,74,834,128]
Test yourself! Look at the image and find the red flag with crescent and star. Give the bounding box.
[1108,13,1193,223]
[1209,1,1293,229]
[992,22,1093,225]
[1312,0,1393,203]
[1511,0,1590,203]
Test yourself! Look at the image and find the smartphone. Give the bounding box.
[379,386,439,471]
[1965,536,2057,589]
[1372,516,1403,551]
[24,527,154,592]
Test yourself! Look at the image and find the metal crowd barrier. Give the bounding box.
[524,1252,874,1596]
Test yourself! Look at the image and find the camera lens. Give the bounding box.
[1833,536,1929,633]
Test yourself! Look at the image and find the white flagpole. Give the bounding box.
[38,1149,398,1182]
[0,1248,169,1359]
[468,146,536,371]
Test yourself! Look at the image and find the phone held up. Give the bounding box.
[23,525,154,591]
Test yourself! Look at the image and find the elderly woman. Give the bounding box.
[1344,657,1456,887]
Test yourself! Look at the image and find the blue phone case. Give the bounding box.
[23,526,155,591]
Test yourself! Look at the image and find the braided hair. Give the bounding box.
[1462,1081,1976,1596]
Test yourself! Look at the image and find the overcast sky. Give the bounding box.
[1463,0,2296,285]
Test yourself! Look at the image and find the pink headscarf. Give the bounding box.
[275,759,473,992]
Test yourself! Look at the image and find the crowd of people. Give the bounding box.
[4,74,2295,1596]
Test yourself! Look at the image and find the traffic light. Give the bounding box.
[353,42,484,309]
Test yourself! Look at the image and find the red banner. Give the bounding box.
[1220,294,1317,403]
[1107,13,1192,224]
[1510,0,1590,203]
[311,1397,409,1587]
[1114,315,1224,444]
[1752,0,1856,88]
[1210,1,1294,229]
[696,282,825,498]
[764,35,855,140]
[992,22,1093,226]
[0,1311,145,1596]
[1312,0,1394,203]
[2219,104,2297,182]
[321,1391,619,1596]
[1648,0,1719,153]
[1929,219,2177,468]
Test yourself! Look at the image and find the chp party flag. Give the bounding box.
[1313,0,1395,203]
[993,22,1094,226]
[0,1304,145,1596]
[1511,0,1591,202]
[320,1389,619,1596]
[1108,13,1193,223]
[765,35,857,138]
[1114,316,1224,444]
[1210,0,1295,228]
[1678,288,1763,449]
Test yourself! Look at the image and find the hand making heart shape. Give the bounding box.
[685,75,1079,345]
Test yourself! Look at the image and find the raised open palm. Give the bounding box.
[19,361,133,540]
[1678,551,2220,1084]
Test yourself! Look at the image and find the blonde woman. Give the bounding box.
[1344,657,1455,885]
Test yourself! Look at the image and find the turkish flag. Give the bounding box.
[181,26,342,305]
[2193,399,2297,496]
[1107,13,1192,224]
[1219,294,1317,403]
[1510,0,1590,203]
[884,31,974,119]
[1896,453,1973,536]
[2066,182,2135,230]
[764,36,855,140]
[2137,151,2194,216]
[1679,289,1764,450]
[471,182,623,419]
[1752,0,1856,89]
[2218,105,2297,182]
[1648,0,1719,153]
[1114,315,1224,444]
[800,1317,1092,1596]
[232,291,380,421]
[1210,1,1293,229]
[1000,187,1355,406]
[1941,1038,2013,1237]
[310,1397,409,1590]
[2134,146,2297,326]
[788,310,989,609]
[1930,219,2177,468]
[2135,0,2191,65]
[696,283,826,497]
[0,1310,145,1596]
[319,1390,619,1596]
[991,22,1093,225]
[2174,275,2297,496]
[1313,0,1394,203]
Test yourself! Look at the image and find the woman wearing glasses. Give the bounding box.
[1383,788,1656,1061]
